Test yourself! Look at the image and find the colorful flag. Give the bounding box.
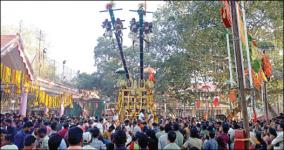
[220,0,232,28]
[195,100,200,109]
[213,97,219,107]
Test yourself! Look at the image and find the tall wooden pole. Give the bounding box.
[241,2,253,89]
[241,1,256,120]
[37,30,43,77]
[226,32,233,110]
[138,8,144,80]
[101,6,130,80]
[263,82,269,121]
[230,1,250,149]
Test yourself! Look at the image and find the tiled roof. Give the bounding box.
[1,35,17,50]
[1,34,34,80]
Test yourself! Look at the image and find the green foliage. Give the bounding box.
[78,1,283,105]
[74,73,95,90]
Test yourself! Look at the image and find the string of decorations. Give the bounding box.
[1,63,73,109]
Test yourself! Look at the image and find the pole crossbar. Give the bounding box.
[99,6,130,80]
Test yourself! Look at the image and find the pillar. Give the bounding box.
[19,92,28,117]
[60,103,64,117]
[44,106,49,115]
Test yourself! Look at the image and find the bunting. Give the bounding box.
[236,2,271,90]
[1,63,73,109]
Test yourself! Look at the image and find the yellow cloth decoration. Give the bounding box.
[1,64,4,80]
[1,63,74,109]
[3,65,11,84]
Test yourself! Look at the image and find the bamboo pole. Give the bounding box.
[226,32,233,111]
[241,1,253,90]
[263,82,269,121]
[230,1,250,149]
[241,1,256,120]
[235,3,247,89]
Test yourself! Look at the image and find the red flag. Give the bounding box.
[220,0,232,28]
[213,97,219,107]
[195,100,200,109]
[149,73,155,81]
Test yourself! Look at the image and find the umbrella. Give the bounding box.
[144,67,156,74]
[115,67,125,74]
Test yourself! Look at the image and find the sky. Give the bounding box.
[1,1,165,74]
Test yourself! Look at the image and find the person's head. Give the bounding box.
[133,120,137,126]
[48,133,63,149]
[152,122,157,127]
[44,121,50,126]
[196,123,201,129]
[63,122,69,129]
[23,121,33,133]
[159,125,165,131]
[138,133,148,149]
[5,119,12,126]
[83,132,92,145]
[50,122,57,131]
[108,125,115,132]
[3,134,13,145]
[88,120,93,126]
[124,120,130,126]
[216,121,221,129]
[146,129,156,140]
[113,130,127,147]
[68,127,83,146]
[24,135,36,148]
[0,128,7,146]
[92,127,100,138]
[221,123,229,134]
[209,130,215,139]
[269,128,277,139]
[188,147,200,150]
[107,142,114,150]
[173,123,179,131]
[38,127,47,138]
[277,119,284,131]
[255,131,263,142]
[202,124,207,130]
[167,131,176,143]
[190,127,199,138]
[23,117,29,123]
[233,122,240,129]
[164,124,172,133]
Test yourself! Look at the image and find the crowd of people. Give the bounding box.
[0,111,283,150]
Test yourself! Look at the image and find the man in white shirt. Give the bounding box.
[158,124,172,150]
[95,118,104,134]
[113,112,119,122]
[90,127,106,150]
[133,121,142,136]
[228,124,235,150]
[138,109,146,122]
[272,120,284,150]
[1,134,18,150]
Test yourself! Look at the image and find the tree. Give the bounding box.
[90,1,283,111]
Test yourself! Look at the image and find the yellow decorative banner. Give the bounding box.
[1,63,73,109]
